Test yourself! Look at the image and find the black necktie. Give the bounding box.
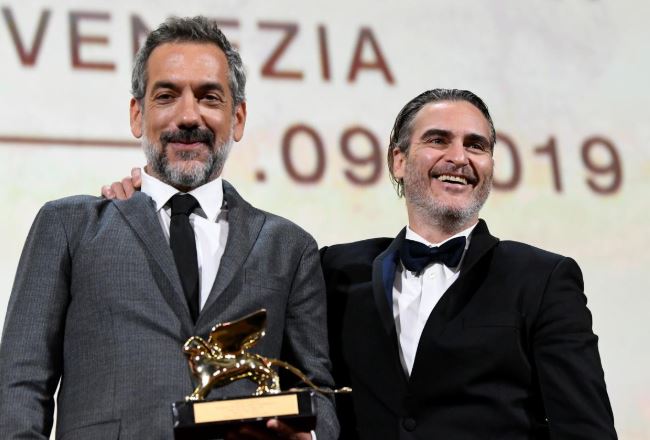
[169,194,200,322]
[399,236,466,274]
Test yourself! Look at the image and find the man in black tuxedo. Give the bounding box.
[320,89,617,439]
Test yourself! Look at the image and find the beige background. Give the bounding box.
[0,1,648,437]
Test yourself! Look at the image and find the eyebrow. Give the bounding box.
[195,82,226,95]
[419,129,492,150]
[464,133,490,147]
[419,128,452,141]
[150,81,226,95]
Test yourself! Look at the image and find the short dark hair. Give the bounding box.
[131,16,246,112]
[387,88,496,197]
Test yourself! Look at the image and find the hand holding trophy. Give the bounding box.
[172,309,350,439]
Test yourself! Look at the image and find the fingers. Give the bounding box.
[101,185,115,199]
[266,419,311,440]
[121,177,135,198]
[100,167,142,200]
[110,181,127,200]
[224,420,310,440]
[131,167,142,189]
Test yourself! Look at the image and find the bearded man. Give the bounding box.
[0,17,338,440]
[320,89,617,439]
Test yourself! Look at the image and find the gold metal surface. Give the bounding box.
[183,309,351,401]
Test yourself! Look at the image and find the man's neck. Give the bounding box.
[407,211,478,244]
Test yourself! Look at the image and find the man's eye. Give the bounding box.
[468,143,488,151]
[202,94,223,103]
[425,138,444,145]
[155,93,174,101]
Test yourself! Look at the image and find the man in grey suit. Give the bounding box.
[0,16,337,440]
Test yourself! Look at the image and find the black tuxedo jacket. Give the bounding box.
[321,220,616,440]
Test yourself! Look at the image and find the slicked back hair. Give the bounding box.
[131,16,246,113]
[387,89,495,197]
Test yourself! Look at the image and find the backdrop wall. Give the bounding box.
[1,1,648,437]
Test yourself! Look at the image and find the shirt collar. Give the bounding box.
[140,168,224,222]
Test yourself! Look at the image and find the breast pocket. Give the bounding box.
[244,269,287,292]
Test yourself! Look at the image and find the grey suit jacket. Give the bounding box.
[0,181,338,440]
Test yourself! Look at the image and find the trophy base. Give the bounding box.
[172,390,316,439]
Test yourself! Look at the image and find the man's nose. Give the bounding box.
[176,93,201,128]
[445,140,469,167]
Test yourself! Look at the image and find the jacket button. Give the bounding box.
[402,417,417,431]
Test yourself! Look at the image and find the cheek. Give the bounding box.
[479,160,494,179]
[204,110,231,128]
[471,156,493,178]
[143,108,174,133]
[408,151,440,174]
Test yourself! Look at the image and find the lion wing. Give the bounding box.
[207,309,267,354]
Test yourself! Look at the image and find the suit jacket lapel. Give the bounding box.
[368,228,410,397]
[113,192,194,334]
[409,219,499,383]
[440,219,499,320]
[198,181,265,328]
[371,228,404,335]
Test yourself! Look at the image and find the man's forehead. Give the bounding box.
[410,100,491,138]
[146,42,229,85]
[148,41,226,61]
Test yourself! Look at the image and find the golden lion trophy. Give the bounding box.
[171,309,350,439]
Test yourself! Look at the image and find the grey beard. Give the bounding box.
[142,136,233,189]
[405,174,492,235]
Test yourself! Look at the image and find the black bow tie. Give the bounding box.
[399,236,466,274]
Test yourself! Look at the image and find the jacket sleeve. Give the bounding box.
[282,238,339,440]
[532,257,617,439]
[0,203,71,439]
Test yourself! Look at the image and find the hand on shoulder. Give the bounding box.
[101,167,142,200]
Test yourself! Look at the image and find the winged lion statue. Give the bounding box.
[182,309,350,401]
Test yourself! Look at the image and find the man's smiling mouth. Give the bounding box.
[436,174,468,185]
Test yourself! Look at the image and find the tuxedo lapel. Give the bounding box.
[440,219,499,321]
[112,193,194,334]
[409,219,499,382]
[371,228,404,335]
[198,181,265,327]
[363,228,409,400]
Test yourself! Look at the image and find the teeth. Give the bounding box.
[437,174,468,185]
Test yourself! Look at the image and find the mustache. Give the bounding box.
[160,128,215,147]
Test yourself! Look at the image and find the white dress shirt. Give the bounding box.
[141,169,228,310]
[392,223,477,376]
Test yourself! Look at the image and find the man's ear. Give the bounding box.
[232,101,247,142]
[130,98,143,139]
[392,147,407,180]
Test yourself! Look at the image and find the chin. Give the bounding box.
[434,195,473,210]
[165,162,213,188]
[170,159,207,173]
